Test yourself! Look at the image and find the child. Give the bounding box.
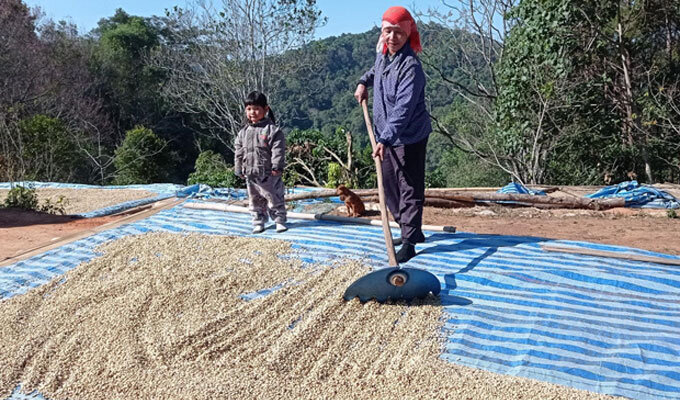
[234,91,287,233]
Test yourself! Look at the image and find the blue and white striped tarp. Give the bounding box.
[2,200,680,400]
[0,181,182,218]
[586,180,680,209]
[0,181,183,193]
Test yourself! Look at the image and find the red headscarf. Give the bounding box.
[380,6,422,54]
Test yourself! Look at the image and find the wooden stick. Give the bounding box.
[183,202,456,233]
[541,244,680,266]
[361,100,398,266]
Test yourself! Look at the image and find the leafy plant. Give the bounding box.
[326,162,342,188]
[3,186,38,210]
[39,195,69,215]
[187,150,243,188]
[113,126,172,185]
[2,185,69,214]
[668,209,678,219]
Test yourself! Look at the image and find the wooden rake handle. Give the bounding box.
[361,100,398,267]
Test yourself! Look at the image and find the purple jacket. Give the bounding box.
[359,43,431,146]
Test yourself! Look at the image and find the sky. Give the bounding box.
[23,0,449,38]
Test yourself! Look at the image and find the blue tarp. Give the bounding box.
[2,200,680,400]
[497,182,547,196]
[586,181,680,209]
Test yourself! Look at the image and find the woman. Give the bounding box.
[354,6,432,263]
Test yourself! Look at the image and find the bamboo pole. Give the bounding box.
[183,202,456,233]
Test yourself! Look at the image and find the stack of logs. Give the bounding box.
[240,187,626,211]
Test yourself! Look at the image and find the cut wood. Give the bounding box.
[359,195,475,208]
[275,188,624,210]
[541,244,680,266]
[422,191,625,210]
[184,202,457,233]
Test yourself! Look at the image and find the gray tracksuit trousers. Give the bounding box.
[246,175,286,226]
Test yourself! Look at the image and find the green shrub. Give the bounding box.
[326,162,342,188]
[668,209,678,219]
[4,186,38,210]
[2,185,68,214]
[113,126,172,185]
[187,150,242,188]
[39,195,69,215]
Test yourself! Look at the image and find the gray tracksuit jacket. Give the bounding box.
[234,117,285,179]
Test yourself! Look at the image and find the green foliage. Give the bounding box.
[18,115,83,182]
[326,162,342,188]
[3,186,38,210]
[39,195,69,215]
[113,126,172,184]
[2,185,68,214]
[495,0,581,184]
[668,209,678,219]
[431,147,508,188]
[187,150,243,188]
[92,9,165,130]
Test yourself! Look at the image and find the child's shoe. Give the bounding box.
[275,223,288,233]
[252,225,265,234]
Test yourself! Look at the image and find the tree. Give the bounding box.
[147,0,325,152]
[113,126,173,184]
[285,127,373,188]
[494,0,587,184]
[0,0,47,181]
[420,0,520,181]
[91,9,166,132]
[17,115,83,181]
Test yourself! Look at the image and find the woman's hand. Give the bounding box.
[372,143,384,161]
[354,84,367,103]
[271,169,282,176]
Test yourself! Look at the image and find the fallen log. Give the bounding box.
[255,188,625,210]
[421,191,625,210]
[184,202,457,233]
[359,195,475,208]
[283,188,378,202]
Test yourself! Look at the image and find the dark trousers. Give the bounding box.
[381,137,428,245]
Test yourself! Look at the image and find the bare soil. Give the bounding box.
[0,208,119,262]
[332,183,680,256]
[0,188,158,262]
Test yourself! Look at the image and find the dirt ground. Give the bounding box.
[2,186,679,263]
[0,209,119,262]
[0,188,156,262]
[337,184,680,256]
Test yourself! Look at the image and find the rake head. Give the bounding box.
[343,267,441,303]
